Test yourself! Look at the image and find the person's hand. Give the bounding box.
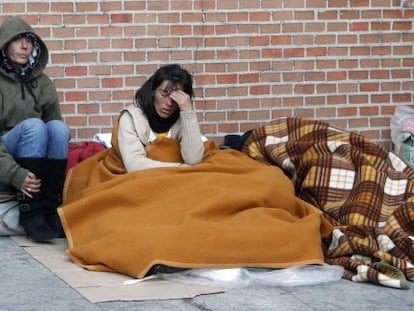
[20,172,41,198]
[169,90,192,112]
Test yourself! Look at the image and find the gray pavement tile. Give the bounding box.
[1,236,414,311]
[97,299,200,311]
[0,237,100,311]
[192,286,314,311]
[288,279,414,311]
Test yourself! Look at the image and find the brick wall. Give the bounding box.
[1,0,413,147]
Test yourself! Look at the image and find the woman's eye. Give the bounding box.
[160,89,169,97]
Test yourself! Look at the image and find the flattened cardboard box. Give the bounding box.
[11,236,223,303]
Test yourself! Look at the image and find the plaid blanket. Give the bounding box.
[243,117,414,289]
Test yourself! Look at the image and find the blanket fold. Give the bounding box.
[59,121,331,279]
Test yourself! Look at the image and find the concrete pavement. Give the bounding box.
[1,236,414,311]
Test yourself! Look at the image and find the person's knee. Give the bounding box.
[47,120,70,138]
[21,118,48,137]
[46,120,70,146]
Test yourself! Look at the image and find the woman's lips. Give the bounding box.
[17,54,30,60]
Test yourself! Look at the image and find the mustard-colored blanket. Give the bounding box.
[59,127,331,278]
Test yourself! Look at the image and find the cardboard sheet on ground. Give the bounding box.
[11,236,223,303]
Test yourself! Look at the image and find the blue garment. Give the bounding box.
[1,118,69,159]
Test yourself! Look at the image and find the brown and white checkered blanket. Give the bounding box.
[244,117,414,289]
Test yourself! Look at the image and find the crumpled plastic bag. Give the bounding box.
[390,106,414,169]
[155,265,344,288]
[399,132,414,170]
[0,200,25,236]
[390,106,414,153]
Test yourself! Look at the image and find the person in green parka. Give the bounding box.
[0,16,70,242]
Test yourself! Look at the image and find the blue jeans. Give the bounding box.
[1,118,70,159]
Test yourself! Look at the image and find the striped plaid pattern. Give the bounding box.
[244,117,414,289]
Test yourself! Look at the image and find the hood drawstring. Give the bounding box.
[21,75,38,105]
[20,80,25,100]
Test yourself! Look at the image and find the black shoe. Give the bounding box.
[19,210,58,242]
[45,210,65,238]
[14,157,59,242]
[42,159,68,238]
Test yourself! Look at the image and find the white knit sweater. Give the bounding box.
[117,104,204,172]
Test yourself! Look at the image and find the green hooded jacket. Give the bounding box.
[0,16,63,191]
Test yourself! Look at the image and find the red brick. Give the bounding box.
[218,123,239,133]
[50,2,74,12]
[54,79,76,89]
[327,71,347,81]
[392,93,412,103]
[52,54,74,64]
[65,92,87,101]
[284,48,305,57]
[65,116,87,126]
[372,94,391,103]
[102,78,123,88]
[78,103,100,114]
[217,74,238,84]
[77,78,100,88]
[0,1,408,146]
[65,66,87,76]
[171,1,194,10]
[294,84,315,94]
[338,107,358,117]
[28,3,49,12]
[228,86,248,97]
[76,2,98,11]
[239,74,260,84]
[283,97,304,107]
[360,83,380,92]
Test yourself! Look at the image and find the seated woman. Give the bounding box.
[59,64,330,280]
[0,16,70,242]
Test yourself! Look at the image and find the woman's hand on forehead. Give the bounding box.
[169,89,192,112]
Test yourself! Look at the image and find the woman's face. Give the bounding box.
[5,35,34,67]
[153,80,181,118]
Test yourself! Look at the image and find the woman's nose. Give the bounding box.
[165,97,174,106]
[20,38,31,49]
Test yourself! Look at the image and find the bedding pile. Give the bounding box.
[59,120,331,279]
[244,117,414,289]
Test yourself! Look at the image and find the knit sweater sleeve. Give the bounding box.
[178,110,204,165]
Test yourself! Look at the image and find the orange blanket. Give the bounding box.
[59,129,332,278]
